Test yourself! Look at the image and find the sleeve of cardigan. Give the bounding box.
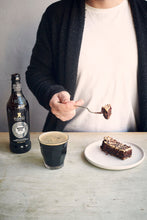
[25,9,65,111]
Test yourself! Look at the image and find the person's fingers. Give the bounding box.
[49,91,85,121]
[51,100,76,121]
[75,99,84,107]
[56,109,76,121]
[58,91,70,104]
[49,91,70,107]
[56,99,84,121]
[63,100,76,110]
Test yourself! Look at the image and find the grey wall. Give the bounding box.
[0,0,57,131]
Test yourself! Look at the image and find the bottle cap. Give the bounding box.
[11,73,20,83]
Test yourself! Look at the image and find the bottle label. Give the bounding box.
[12,122,28,138]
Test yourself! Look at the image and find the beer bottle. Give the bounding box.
[7,73,31,153]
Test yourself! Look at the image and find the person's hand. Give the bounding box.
[49,91,84,121]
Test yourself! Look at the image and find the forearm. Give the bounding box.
[26,69,65,110]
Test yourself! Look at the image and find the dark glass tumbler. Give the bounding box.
[39,132,68,169]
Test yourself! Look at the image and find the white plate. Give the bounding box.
[84,141,145,170]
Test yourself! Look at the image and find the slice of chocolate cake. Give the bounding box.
[101,104,112,119]
[101,136,132,160]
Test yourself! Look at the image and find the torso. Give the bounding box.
[64,0,138,132]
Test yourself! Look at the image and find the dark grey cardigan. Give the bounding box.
[26,0,147,131]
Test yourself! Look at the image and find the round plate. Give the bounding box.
[84,141,145,170]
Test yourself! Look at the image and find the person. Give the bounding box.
[26,0,147,132]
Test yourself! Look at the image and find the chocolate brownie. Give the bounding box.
[101,136,132,160]
[101,104,112,119]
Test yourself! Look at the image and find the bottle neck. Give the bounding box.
[12,82,22,93]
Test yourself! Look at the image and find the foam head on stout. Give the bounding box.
[39,131,68,146]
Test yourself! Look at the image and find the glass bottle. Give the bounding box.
[7,73,31,153]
